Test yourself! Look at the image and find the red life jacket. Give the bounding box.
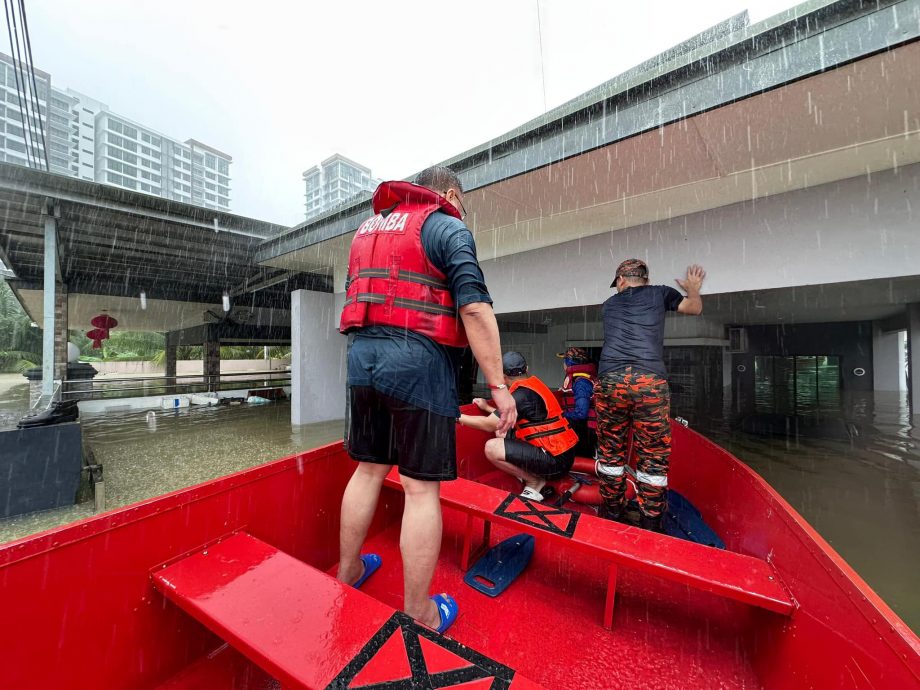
[339,181,468,348]
[560,363,598,429]
[510,376,579,456]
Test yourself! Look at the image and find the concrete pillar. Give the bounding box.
[908,304,920,415]
[291,289,347,425]
[53,285,68,383]
[41,215,57,398]
[203,340,220,392]
[164,332,178,391]
[873,323,905,392]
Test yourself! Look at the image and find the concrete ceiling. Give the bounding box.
[16,289,291,332]
[496,275,920,330]
[264,41,920,278]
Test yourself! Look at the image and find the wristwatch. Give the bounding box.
[487,383,508,390]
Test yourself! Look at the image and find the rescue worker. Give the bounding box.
[337,166,516,634]
[596,259,705,532]
[459,351,578,501]
[557,346,598,457]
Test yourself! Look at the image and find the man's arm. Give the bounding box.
[675,264,706,315]
[458,401,501,432]
[460,302,516,435]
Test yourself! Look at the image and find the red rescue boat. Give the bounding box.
[1,408,918,689]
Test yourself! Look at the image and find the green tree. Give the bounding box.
[0,280,42,372]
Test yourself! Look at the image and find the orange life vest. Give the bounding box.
[510,376,579,456]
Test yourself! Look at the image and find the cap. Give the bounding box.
[610,258,649,287]
[501,351,528,376]
[555,347,591,364]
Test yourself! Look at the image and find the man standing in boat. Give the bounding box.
[458,351,579,501]
[337,166,516,634]
[596,259,705,532]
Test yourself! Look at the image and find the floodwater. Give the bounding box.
[705,391,920,634]
[0,375,917,633]
[0,377,342,540]
[0,373,31,430]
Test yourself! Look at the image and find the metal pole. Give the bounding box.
[42,215,56,398]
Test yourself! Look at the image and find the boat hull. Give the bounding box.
[0,420,917,689]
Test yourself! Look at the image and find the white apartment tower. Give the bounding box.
[303,154,378,220]
[1,51,232,211]
[0,53,48,169]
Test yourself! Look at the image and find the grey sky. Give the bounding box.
[27,0,797,225]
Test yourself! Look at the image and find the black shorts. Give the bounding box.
[503,439,574,479]
[346,385,456,481]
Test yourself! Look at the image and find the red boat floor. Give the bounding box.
[352,505,764,690]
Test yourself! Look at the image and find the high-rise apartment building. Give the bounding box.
[0,51,232,211]
[0,53,48,170]
[303,154,378,220]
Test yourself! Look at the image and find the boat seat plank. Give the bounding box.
[383,470,795,625]
[154,644,276,689]
[151,531,546,690]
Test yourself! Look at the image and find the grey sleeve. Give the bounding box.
[422,214,493,308]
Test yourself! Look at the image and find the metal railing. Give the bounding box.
[60,370,292,401]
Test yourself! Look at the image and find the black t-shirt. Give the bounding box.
[493,386,548,441]
[599,285,684,378]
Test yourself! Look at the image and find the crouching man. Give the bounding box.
[459,351,578,501]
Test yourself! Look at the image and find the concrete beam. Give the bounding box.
[258,0,918,261]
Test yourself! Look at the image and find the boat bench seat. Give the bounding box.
[154,645,274,690]
[384,469,796,629]
[151,531,546,690]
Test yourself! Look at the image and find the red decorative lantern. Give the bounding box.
[91,314,118,331]
[85,328,109,349]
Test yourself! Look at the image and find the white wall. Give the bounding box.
[480,165,920,314]
[89,359,288,376]
[291,290,347,425]
[873,326,907,392]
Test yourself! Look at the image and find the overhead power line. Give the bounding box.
[2,0,49,171]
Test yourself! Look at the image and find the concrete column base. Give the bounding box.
[53,286,68,383]
[203,340,220,391]
[165,331,178,390]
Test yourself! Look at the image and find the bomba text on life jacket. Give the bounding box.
[357,213,409,235]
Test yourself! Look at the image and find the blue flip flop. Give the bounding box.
[430,593,458,634]
[353,554,381,589]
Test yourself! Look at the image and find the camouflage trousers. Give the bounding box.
[595,368,671,519]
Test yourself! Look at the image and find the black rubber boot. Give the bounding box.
[638,513,664,533]
[597,502,627,524]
